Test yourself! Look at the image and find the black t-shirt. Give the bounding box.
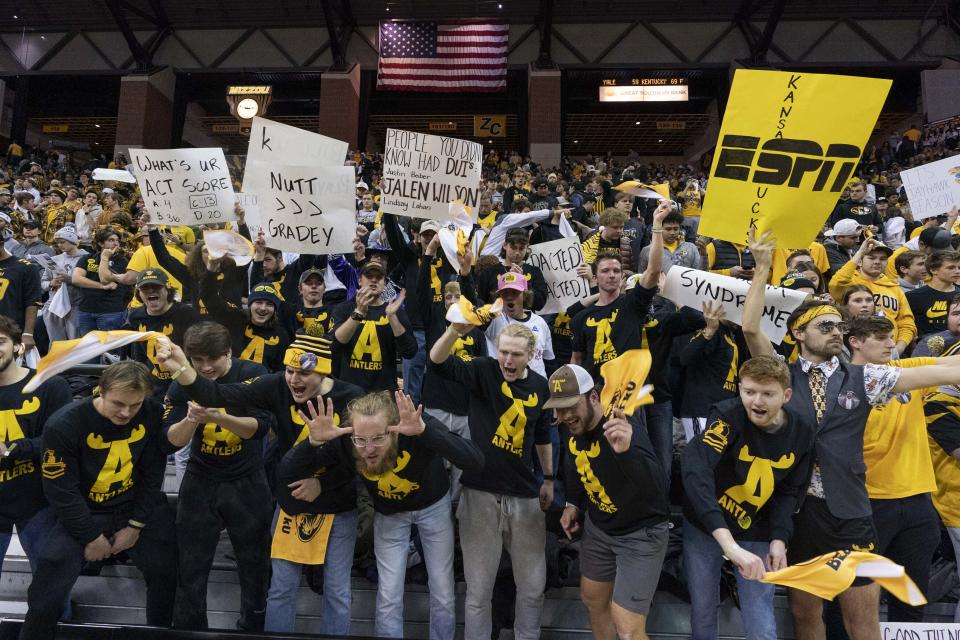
[571,284,657,379]
[907,285,960,337]
[0,255,42,330]
[677,325,747,418]
[78,253,130,313]
[332,301,417,391]
[180,371,363,514]
[551,300,588,369]
[681,398,815,542]
[564,414,669,536]
[124,302,202,397]
[0,372,72,528]
[287,304,335,339]
[41,397,167,545]
[529,194,559,212]
[829,200,882,229]
[162,359,272,482]
[475,262,549,312]
[430,356,552,497]
[281,414,484,515]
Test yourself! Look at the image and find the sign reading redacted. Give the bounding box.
[130,148,236,225]
[380,128,482,220]
[526,236,591,315]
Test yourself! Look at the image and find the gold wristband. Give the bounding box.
[170,364,189,380]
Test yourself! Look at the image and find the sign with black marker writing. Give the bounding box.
[900,154,960,220]
[130,148,236,225]
[380,128,482,221]
[697,70,890,249]
[242,161,355,254]
[236,192,263,234]
[242,116,348,181]
[525,236,590,315]
[661,267,807,343]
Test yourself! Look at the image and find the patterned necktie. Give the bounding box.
[807,366,827,498]
[809,367,827,424]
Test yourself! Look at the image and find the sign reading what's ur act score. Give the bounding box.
[526,236,591,315]
[380,128,482,221]
[900,153,960,220]
[661,267,808,344]
[697,70,891,250]
[242,161,356,255]
[130,148,236,225]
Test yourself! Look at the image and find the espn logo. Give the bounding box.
[715,135,861,193]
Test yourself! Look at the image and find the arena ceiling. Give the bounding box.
[2,0,944,32]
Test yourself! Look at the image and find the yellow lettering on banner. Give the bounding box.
[698,70,891,249]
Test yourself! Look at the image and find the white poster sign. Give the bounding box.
[242,161,355,254]
[661,267,808,343]
[236,191,263,234]
[242,116,349,182]
[130,148,235,225]
[880,622,960,639]
[900,154,960,220]
[380,128,482,220]
[525,236,591,315]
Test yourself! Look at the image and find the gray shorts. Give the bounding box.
[579,516,669,615]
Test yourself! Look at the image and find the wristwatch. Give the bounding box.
[351,310,367,322]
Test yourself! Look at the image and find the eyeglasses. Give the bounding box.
[350,434,389,448]
[811,321,849,335]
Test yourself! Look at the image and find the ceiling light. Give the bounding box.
[40,35,46,40]
[657,139,663,142]
[635,121,640,125]
[95,124,101,128]
[12,15,17,19]
[574,140,579,144]
[498,3,503,8]
[488,139,493,143]
[386,6,390,10]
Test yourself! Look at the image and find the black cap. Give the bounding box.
[920,227,952,250]
[136,268,170,287]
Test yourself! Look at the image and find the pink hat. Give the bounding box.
[497,271,528,293]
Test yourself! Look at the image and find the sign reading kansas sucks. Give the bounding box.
[698,70,891,250]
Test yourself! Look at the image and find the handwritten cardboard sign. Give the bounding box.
[130,148,236,225]
[242,117,349,178]
[661,267,808,343]
[380,128,482,220]
[900,154,960,220]
[526,236,591,314]
[242,161,355,254]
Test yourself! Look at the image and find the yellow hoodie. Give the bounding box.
[828,259,917,345]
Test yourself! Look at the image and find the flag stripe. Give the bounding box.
[378,20,506,93]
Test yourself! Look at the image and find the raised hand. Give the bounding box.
[701,300,725,334]
[154,337,188,373]
[385,289,406,317]
[387,390,425,436]
[300,396,353,445]
[602,408,633,453]
[747,227,776,270]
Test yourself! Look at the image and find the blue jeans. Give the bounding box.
[0,507,72,620]
[264,508,357,634]
[644,400,674,492]
[401,329,426,407]
[374,495,455,640]
[683,521,777,640]
[77,310,127,335]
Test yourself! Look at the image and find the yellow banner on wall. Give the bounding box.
[698,70,891,249]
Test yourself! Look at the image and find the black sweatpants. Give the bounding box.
[19,503,178,640]
[172,469,273,630]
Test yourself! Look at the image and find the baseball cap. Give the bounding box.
[920,227,952,250]
[824,219,862,237]
[419,219,442,235]
[360,261,386,277]
[298,267,325,285]
[136,268,169,287]
[543,364,596,409]
[864,241,893,257]
[497,271,528,293]
[779,273,816,291]
[20,218,39,229]
[356,181,369,190]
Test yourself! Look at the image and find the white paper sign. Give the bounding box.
[242,117,349,190]
[900,154,960,220]
[242,161,355,254]
[92,167,136,183]
[380,128,482,220]
[526,236,591,315]
[130,148,235,225]
[236,192,263,234]
[879,622,960,638]
[661,267,808,343]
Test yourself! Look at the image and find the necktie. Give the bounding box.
[807,366,827,498]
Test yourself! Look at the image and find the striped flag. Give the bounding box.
[377,21,508,93]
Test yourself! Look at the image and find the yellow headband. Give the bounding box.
[791,305,841,331]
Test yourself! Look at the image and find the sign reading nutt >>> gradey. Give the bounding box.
[380,128,482,221]
[697,70,891,250]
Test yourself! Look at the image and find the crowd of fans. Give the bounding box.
[1,119,960,640]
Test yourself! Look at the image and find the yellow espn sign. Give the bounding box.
[697,70,890,249]
[474,115,506,138]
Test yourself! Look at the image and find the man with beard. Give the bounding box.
[743,230,960,640]
[550,365,670,640]
[333,261,416,391]
[154,333,363,635]
[19,361,177,640]
[429,323,554,640]
[122,268,200,398]
[0,316,72,580]
[161,322,272,631]
[280,390,483,639]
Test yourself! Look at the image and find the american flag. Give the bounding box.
[377,21,508,93]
